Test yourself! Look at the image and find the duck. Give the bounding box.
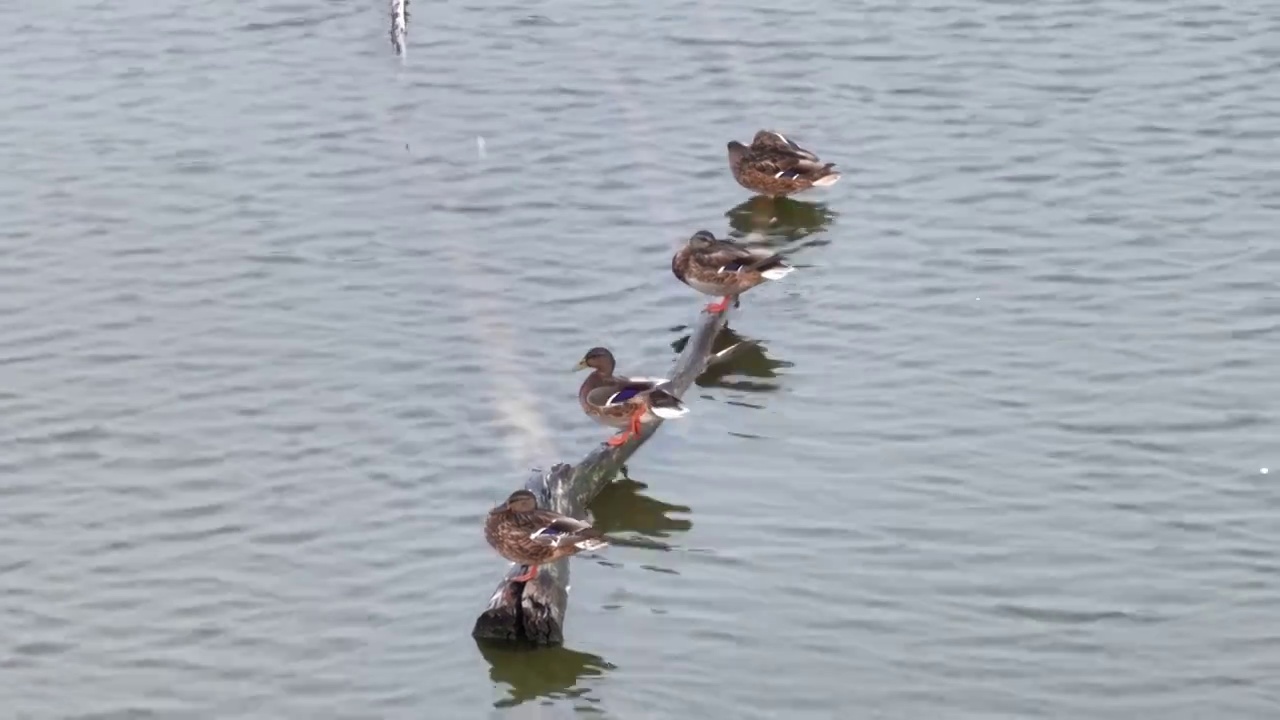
[485,489,610,583]
[727,130,841,197]
[575,346,689,447]
[671,230,795,313]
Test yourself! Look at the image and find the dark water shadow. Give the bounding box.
[670,326,793,394]
[588,475,694,576]
[478,641,616,710]
[589,476,693,539]
[724,195,838,249]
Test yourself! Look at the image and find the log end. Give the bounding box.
[472,579,524,642]
[470,588,566,646]
[472,607,523,642]
[471,560,570,646]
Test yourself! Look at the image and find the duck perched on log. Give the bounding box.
[576,347,689,447]
[485,489,610,583]
[671,230,795,313]
[727,130,841,197]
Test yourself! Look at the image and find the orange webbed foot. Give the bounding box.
[704,296,732,313]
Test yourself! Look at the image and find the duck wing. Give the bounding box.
[753,130,822,162]
[755,148,833,180]
[585,379,660,407]
[696,238,787,273]
[526,512,608,549]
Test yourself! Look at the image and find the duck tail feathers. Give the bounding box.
[648,389,689,419]
[811,167,841,187]
[761,264,795,280]
[753,253,795,280]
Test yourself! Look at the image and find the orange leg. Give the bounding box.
[512,564,539,583]
[705,296,732,313]
[605,410,646,447]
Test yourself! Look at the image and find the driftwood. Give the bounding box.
[472,304,743,646]
[390,0,408,57]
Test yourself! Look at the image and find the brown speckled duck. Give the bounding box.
[727,130,841,197]
[485,489,609,583]
[576,347,688,447]
[671,230,795,313]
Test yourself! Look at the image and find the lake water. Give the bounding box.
[2,0,1278,717]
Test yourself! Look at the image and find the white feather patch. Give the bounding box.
[811,173,841,187]
[651,405,689,420]
[761,265,795,281]
[770,131,790,145]
[625,376,671,385]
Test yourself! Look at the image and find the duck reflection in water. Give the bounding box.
[589,472,692,577]
[478,641,615,710]
[671,325,793,396]
[590,475,693,540]
[724,194,838,247]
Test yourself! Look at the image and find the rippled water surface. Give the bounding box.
[3,0,1279,717]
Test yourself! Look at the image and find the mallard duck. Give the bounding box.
[575,346,688,447]
[485,489,609,582]
[727,130,841,197]
[671,230,795,313]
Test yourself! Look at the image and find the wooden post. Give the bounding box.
[472,305,739,645]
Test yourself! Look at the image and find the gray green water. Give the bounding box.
[2,0,1278,717]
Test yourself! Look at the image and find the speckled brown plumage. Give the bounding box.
[727,130,841,197]
[671,230,795,313]
[484,489,609,583]
[575,347,688,447]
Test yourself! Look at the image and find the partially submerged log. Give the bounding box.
[472,305,741,646]
[390,0,408,57]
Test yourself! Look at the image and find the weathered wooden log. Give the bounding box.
[472,304,738,646]
[390,0,408,57]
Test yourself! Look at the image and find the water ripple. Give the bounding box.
[2,0,1279,717]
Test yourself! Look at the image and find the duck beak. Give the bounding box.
[573,359,588,371]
